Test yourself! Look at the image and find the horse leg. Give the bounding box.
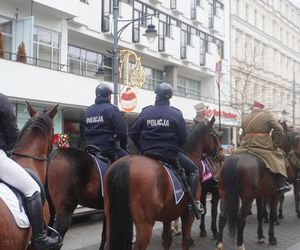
[134,222,153,250]
[278,194,284,220]
[162,221,173,250]
[256,198,265,243]
[294,182,300,217]
[268,196,279,245]
[199,189,207,237]
[181,212,195,250]
[99,215,106,250]
[216,200,227,250]
[211,189,219,240]
[236,200,251,250]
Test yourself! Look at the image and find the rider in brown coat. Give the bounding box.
[239,100,291,193]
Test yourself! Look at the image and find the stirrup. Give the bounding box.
[195,201,205,215]
[277,183,291,193]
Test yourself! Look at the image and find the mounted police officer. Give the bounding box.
[83,83,128,162]
[0,93,62,250]
[130,82,203,218]
[239,100,291,193]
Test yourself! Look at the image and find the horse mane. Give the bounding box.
[183,122,208,154]
[14,111,52,150]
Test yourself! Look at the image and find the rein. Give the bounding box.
[11,152,48,162]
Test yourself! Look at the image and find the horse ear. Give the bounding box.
[48,104,59,119]
[26,101,36,117]
[209,116,215,127]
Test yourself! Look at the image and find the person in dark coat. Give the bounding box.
[0,93,62,250]
[83,83,128,162]
[130,82,203,215]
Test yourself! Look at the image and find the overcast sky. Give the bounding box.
[289,0,300,8]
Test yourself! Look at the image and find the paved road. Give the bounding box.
[62,191,300,250]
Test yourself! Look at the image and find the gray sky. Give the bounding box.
[289,0,300,9]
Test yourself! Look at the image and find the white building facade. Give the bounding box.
[231,0,300,129]
[0,0,236,147]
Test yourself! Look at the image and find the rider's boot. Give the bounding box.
[25,191,62,250]
[275,174,291,193]
[188,172,205,215]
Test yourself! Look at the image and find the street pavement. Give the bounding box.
[62,191,300,250]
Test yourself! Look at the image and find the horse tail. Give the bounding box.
[223,155,240,238]
[107,159,133,250]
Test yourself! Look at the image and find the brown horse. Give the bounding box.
[216,123,295,250]
[103,117,221,250]
[0,102,58,250]
[46,146,107,249]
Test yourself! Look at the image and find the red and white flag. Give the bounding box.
[215,47,222,89]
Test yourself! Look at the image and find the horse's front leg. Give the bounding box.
[199,189,207,237]
[278,194,284,219]
[293,182,300,217]
[256,198,265,243]
[216,200,226,250]
[211,190,219,239]
[162,220,173,250]
[268,196,279,245]
[181,212,195,250]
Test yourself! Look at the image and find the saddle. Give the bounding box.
[85,145,111,164]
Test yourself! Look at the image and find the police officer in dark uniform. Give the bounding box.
[130,82,203,217]
[83,83,128,162]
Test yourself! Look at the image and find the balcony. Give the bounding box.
[191,6,208,27]
[201,53,215,72]
[32,0,80,19]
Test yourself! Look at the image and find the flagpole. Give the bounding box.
[218,82,221,131]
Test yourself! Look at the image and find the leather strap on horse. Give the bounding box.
[11,152,48,161]
[244,132,270,137]
[243,112,265,135]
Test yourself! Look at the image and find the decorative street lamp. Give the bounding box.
[96,0,158,107]
[112,0,158,107]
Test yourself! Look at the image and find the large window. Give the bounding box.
[33,26,60,70]
[176,76,201,99]
[0,16,12,59]
[68,45,112,80]
[142,66,163,90]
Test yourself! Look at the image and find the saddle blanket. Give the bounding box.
[201,158,213,183]
[0,183,30,228]
[93,156,109,197]
[162,165,184,205]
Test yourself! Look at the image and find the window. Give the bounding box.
[67,45,112,80]
[102,0,112,32]
[170,0,176,9]
[33,26,60,69]
[236,0,240,15]
[80,0,89,4]
[0,17,12,59]
[141,66,163,90]
[262,15,265,31]
[176,76,201,99]
[245,4,249,22]
[254,10,257,26]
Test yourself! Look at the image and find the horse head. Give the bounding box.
[278,121,295,155]
[184,116,222,164]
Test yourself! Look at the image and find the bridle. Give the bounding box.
[209,127,223,160]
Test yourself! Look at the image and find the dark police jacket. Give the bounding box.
[83,96,128,152]
[130,99,187,160]
[0,93,20,152]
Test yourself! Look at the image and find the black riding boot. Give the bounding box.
[25,191,62,250]
[189,172,205,215]
[276,174,291,193]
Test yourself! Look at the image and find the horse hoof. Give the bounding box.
[215,242,223,250]
[237,244,245,250]
[274,220,280,226]
[269,238,277,245]
[278,214,283,219]
[297,212,300,218]
[188,238,194,246]
[263,218,269,223]
[200,230,207,237]
[257,237,265,244]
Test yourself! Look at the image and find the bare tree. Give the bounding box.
[231,41,263,121]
